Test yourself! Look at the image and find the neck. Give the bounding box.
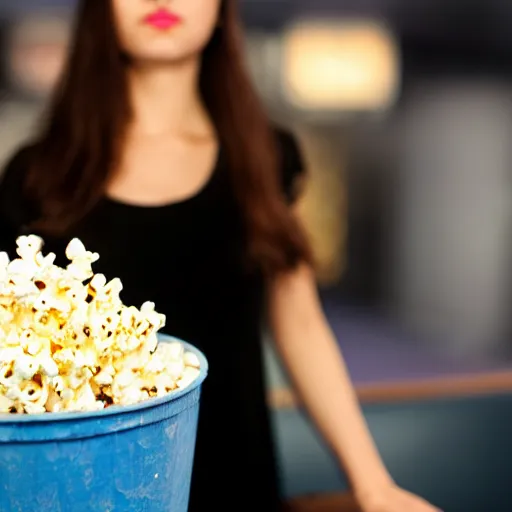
[126,58,211,137]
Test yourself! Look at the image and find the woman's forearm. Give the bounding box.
[269,266,392,497]
[275,319,391,494]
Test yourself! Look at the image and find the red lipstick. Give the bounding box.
[144,9,182,30]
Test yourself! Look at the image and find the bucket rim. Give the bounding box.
[0,335,208,424]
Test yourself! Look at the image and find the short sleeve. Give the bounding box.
[275,128,306,204]
[0,146,34,254]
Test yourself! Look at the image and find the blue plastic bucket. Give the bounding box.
[0,335,208,512]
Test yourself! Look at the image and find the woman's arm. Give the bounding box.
[268,264,390,493]
[267,263,440,512]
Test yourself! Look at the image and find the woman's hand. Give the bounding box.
[357,484,441,512]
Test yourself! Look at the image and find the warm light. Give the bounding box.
[282,19,400,112]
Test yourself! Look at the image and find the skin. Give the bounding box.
[110,1,441,510]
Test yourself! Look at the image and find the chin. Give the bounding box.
[130,40,205,64]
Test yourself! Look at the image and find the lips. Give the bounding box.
[144,9,182,30]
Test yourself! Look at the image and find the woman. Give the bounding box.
[0,1,440,511]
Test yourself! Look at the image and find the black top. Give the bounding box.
[0,129,304,511]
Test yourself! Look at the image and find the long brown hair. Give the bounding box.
[25,0,311,275]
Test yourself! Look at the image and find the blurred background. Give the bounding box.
[2,1,512,510]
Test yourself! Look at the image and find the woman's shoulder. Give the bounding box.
[273,125,306,203]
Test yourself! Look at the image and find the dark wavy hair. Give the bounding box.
[25,0,311,275]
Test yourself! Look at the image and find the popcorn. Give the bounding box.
[184,352,201,369]
[65,238,99,281]
[0,236,201,415]
[14,354,39,381]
